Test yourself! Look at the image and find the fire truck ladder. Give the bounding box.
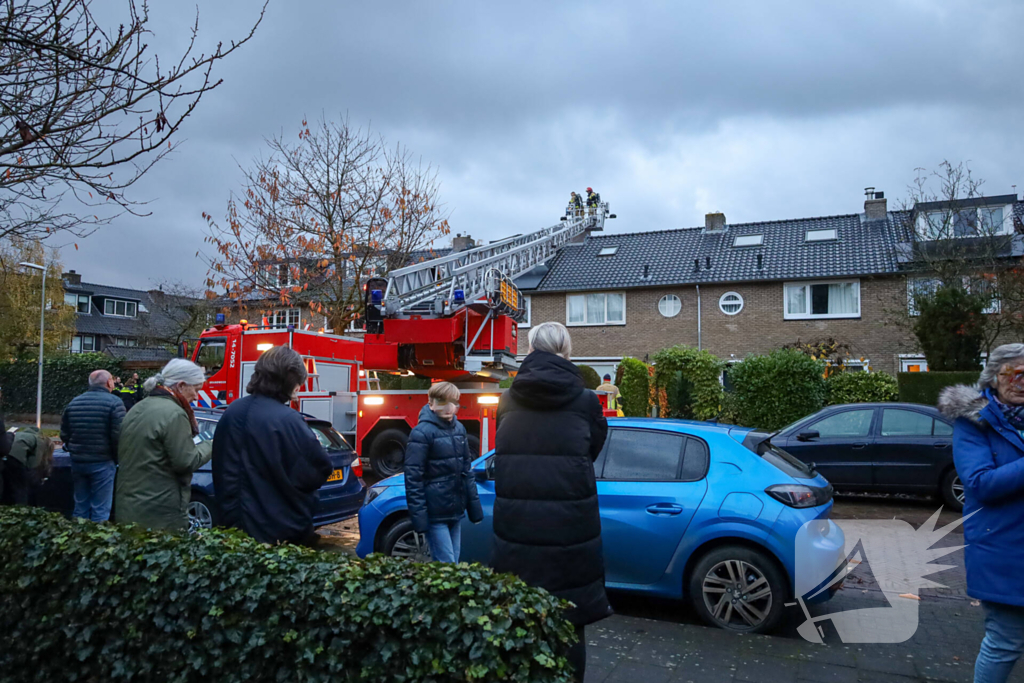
[383,202,612,318]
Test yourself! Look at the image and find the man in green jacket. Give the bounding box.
[115,359,212,532]
[1,427,53,505]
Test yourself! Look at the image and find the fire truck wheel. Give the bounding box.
[467,434,481,458]
[370,428,409,478]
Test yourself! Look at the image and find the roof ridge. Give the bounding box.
[77,280,149,293]
[589,212,869,240]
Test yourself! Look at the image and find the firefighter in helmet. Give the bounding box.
[586,187,600,215]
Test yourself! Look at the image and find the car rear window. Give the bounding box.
[740,431,816,480]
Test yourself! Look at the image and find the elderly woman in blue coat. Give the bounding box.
[940,343,1024,683]
[404,381,483,563]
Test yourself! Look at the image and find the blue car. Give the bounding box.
[31,408,366,531]
[356,418,845,633]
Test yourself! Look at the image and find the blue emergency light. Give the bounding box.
[215,313,225,324]
[453,289,465,305]
[370,289,384,305]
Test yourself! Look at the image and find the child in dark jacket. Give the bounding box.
[404,382,483,563]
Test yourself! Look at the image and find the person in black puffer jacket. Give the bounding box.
[490,321,610,683]
[59,370,126,521]
[405,382,483,563]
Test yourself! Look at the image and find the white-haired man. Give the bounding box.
[59,369,126,521]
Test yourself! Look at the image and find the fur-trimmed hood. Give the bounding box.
[937,384,988,424]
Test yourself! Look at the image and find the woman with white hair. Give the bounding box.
[490,321,610,683]
[939,343,1024,682]
[114,359,213,531]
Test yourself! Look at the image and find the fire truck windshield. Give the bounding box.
[195,338,227,378]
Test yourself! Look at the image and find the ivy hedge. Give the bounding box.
[617,357,650,417]
[0,353,126,415]
[728,349,826,430]
[898,371,980,405]
[651,346,723,420]
[825,371,899,405]
[0,507,576,683]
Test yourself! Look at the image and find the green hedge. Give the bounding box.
[825,371,899,405]
[0,354,125,414]
[898,371,980,405]
[576,364,601,390]
[0,507,576,683]
[617,357,650,417]
[651,346,723,420]
[376,373,432,391]
[728,349,826,430]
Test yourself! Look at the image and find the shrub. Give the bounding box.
[898,371,980,405]
[825,371,899,405]
[0,507,576,683]
[651,346,723,420]
[912,284,985,371]
[576,364,601,390]
[376,373,431,391]
[729,349,826,430]
[617,357,650,417]
[0,353,125,414]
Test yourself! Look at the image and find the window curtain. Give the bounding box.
[787,285,806,315]
[607,293,625,322]
[586,294,606,324]
[827,282,859,315]
[568,295,585,324]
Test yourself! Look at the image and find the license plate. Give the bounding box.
[326,469,344,482]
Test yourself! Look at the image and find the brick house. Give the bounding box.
[516,192,1024,379]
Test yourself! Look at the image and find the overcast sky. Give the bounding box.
[56,0,1024,290]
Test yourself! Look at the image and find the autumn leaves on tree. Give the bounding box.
[202,116,451,332]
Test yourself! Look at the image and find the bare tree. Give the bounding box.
[892,161,1024,357]
[144,280,215,347]
[203,115,451,332]
[0,0,266,243]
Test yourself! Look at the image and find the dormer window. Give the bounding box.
[805,229,838,242]
[278,263,298,287]
[103,299,137,318]
[597,247,619,256]
[918,205,1010,240]
[733,234,763,247]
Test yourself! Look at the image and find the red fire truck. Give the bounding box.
[187,202,615,478]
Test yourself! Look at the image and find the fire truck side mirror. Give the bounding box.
[178,341,190,359]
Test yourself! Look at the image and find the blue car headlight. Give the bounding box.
[766,483,833,508]
[364,485,387,507]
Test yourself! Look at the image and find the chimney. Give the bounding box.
[64,269,82,286]
[757,254,764,270]
[451,233,476,252]
[705,212,726,232]
[705,256,711,270]
[864,187,887,221]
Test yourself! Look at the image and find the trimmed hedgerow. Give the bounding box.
[576,364,601,390]
[825,371,899,406]
[729,349,826,430]
[0,507,576,683]
[651,346,724,420]
[898,371,981,406]
[0,353,125,414]
[617,357,650,417]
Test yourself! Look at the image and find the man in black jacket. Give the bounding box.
[212,346,333,545]
[60,370,125,521]
[491,321,609,683]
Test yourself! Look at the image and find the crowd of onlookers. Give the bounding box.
[4,327,1024,682]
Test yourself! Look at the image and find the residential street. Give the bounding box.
[319,495,1022,683]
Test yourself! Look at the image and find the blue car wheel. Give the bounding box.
[380,517,431,563]
[688,545,788,634]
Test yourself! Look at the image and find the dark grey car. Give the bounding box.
[772,403,962,511]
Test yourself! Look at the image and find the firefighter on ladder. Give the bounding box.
[586,187,601,216]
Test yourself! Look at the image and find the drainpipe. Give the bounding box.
[696,284,702,350]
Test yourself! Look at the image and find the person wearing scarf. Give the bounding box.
[115,359,213,532]
[939,343,1024,683]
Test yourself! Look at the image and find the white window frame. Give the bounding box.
[719,292,744,316]
[103,298,137,318]
[908,276,1000,316]
[805,229,838,242]
[597,247,619,256]
[658,294,681,318]
[916,204,1014,241]
[565,292,626,327]
[268,308,301,329]
[518,295,532,328]
[783,280,861,320]
[732,235,763,247]
[277,263,298,288]
[71,335,96,353]
[114,337,138,347]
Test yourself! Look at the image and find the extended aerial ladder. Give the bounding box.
[362,202,614,382]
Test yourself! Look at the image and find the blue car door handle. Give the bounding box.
[646,503,684,516]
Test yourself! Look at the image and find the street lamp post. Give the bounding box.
[19,261,46,429]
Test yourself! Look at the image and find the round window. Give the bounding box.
[719,292,744,315]
[658,294,681,318]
